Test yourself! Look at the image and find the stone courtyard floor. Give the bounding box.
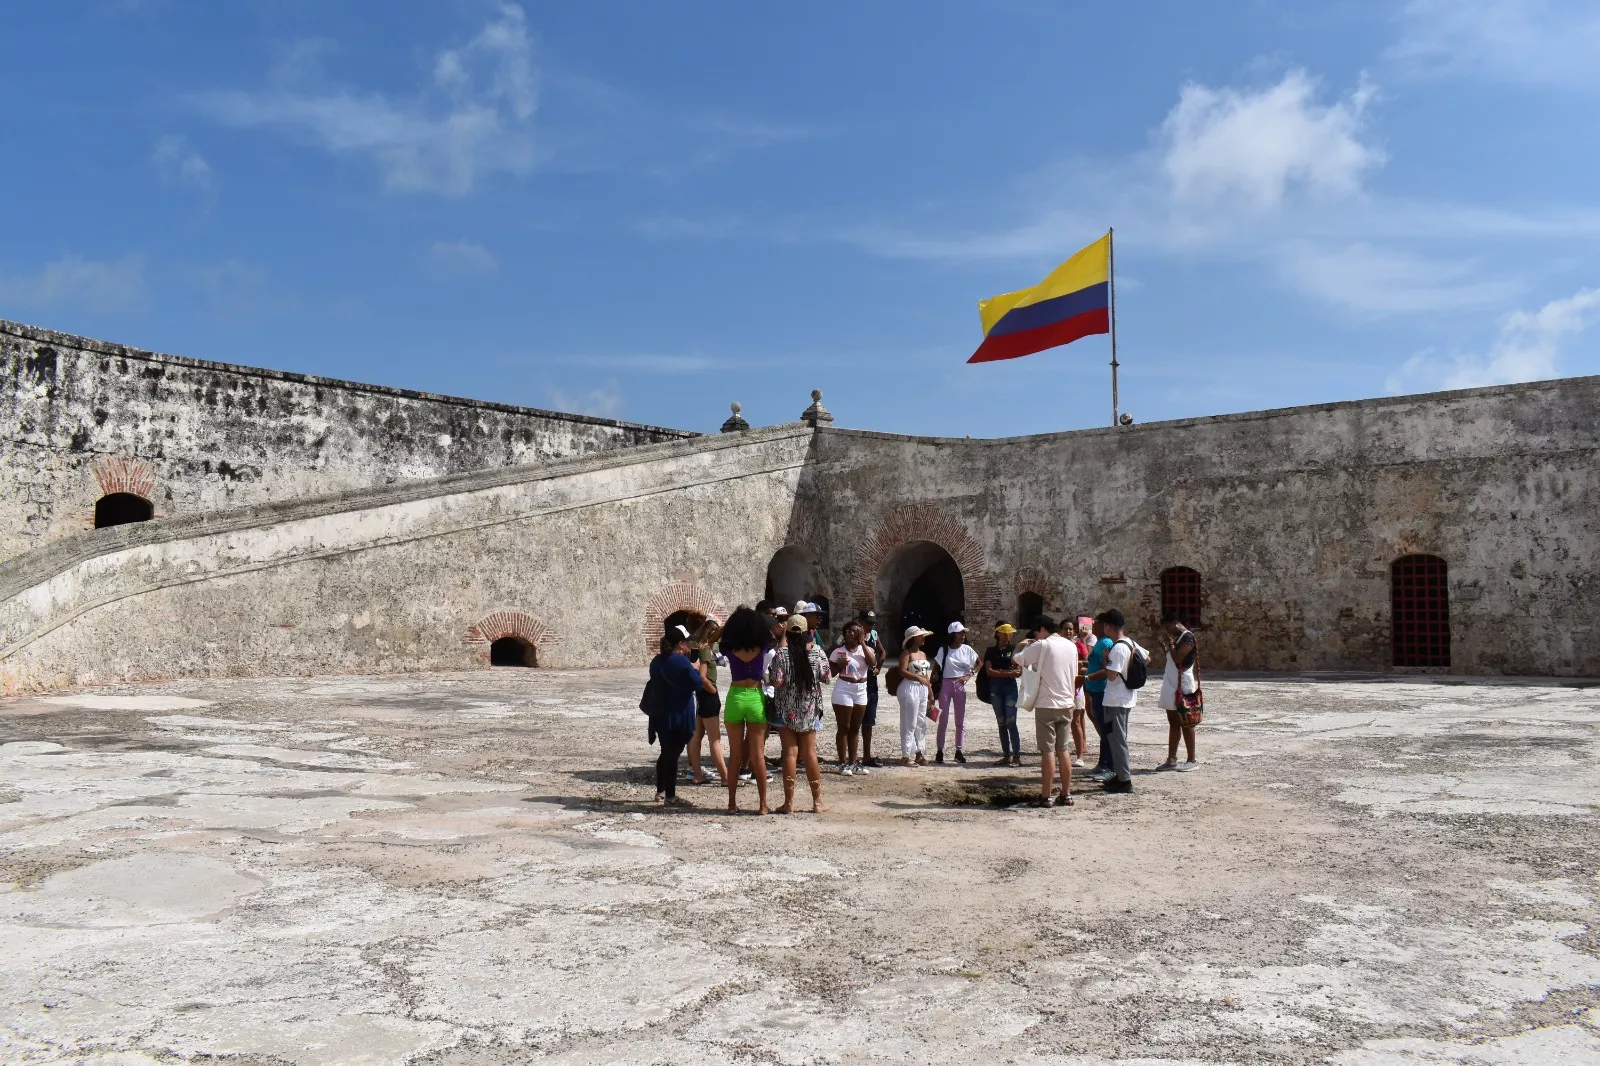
[1,670,1598,1065]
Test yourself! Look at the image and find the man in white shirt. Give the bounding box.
[933,621,980,763]
[1013,616,1079,807]
[1085,608,1145,794]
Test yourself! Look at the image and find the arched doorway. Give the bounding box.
[489,636,536,667]
[1016,591,1044,633]
[95,492,153,528]
[1391,554,1449,667]
[766,546,828,616]
[876,541,964,655]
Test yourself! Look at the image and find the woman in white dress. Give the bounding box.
[896,626,935,766]
[1156,613,1201,771]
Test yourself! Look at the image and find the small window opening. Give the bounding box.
[95,492,153,529]
[490,636,535,667]
[1016,591,1044,632]
[1160,567,1202,627]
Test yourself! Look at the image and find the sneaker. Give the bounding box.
[1010,754,1023,767]
[1175,760,1199,772]
[738,771,754,784]
[840,763,855,776]
[1071,757,1085,768]
[1089,768,1114,782]
[853,762,870,776]
[934,751,945,765]
[995,755,1012,767]
[954,750,967,764]
[1156,760,1177,772]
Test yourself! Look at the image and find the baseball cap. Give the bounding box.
[772,606,789,618]
[802,602,822,614]
[793,601,808,616]
[670,624,691,640]
[859,609,877,622]
[787,616,809,633]
[946,621,966,634]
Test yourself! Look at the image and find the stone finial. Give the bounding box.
[801,389,833,427]
[720,401,750,433]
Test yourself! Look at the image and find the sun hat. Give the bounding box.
[902,624,933,642]
[946,621,966,634]
[994,622,1017,635]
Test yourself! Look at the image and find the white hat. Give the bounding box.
[946,621,966,634]
[793,600,808,616]
[772,606,789,618]
[903,625,933,642]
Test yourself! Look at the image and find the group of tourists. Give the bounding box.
[643,597,1204,814]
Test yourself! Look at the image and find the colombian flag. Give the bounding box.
[969,233,1110,363]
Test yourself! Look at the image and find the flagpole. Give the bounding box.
[1108,226,1119,428]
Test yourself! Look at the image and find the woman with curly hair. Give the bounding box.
[718,606,772,815]
[769,615,830,813]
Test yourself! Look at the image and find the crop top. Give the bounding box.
[725,648,767,683]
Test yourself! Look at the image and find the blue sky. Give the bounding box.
[3,1,1599,436]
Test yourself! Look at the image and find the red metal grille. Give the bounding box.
[1391,555,1450,667]
[1160,567,1202,627]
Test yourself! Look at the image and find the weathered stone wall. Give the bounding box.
[2,364,1595,690]
[792,376,1600,676]
[0,427,812,693]
[0,319,697,562]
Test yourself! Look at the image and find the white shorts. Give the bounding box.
[831,679,868,707]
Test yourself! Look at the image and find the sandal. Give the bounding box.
[1054,793,1074,807]
[1027,796,1051,808]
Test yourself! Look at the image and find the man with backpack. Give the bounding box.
[1085,609,1148,795]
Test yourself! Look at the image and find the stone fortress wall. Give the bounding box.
[0,319,697,563]
[1,317,1596,693]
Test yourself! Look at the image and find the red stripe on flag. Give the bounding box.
[967,308,1109,364]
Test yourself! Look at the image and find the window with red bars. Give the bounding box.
[1391,555,1450,667]
[1160,567,1202,627]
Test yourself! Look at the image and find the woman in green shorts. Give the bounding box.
[718,606,771,816]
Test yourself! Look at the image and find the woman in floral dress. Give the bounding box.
[768,615,831,814]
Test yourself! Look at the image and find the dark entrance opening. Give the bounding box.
[1391,555,1449,667]
[490,636,535,667]
[765,546,828,629]
[876,541,964,656]
[95,493,153,529]
[1016,591,1044,632]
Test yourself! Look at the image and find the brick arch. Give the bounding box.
[1014,567,1051,598]
[851,503,1001,625]
[642,577,726,658]
[91,456,158,501]
[462,610,559,654]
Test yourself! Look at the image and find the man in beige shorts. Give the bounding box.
[1013,615,1080,807]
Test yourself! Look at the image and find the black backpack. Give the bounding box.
[640,662,666,719]
[1118,639,1149,690]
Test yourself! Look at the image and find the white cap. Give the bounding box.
[793,600,808,616]
[671,624,691,640]
[946,621,966,634]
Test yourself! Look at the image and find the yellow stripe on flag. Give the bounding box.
[978,233,1111,336]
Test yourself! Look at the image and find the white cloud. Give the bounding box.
[0,254,146,314]
[1386,286,1600,392]
[193,3,537,196]
[547,379,623,418]
[1393,0,1600,88]
[1161,69,1382,211]
[1280,242,1517,315]
[425,239,498,275]
[152,135,213,192]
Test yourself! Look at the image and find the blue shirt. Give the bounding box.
[1084,637,1115,693]
[649,651,700,737]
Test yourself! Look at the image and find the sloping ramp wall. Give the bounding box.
[0,426,811,694]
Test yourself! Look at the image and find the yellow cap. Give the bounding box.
[994,623,1017,634]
